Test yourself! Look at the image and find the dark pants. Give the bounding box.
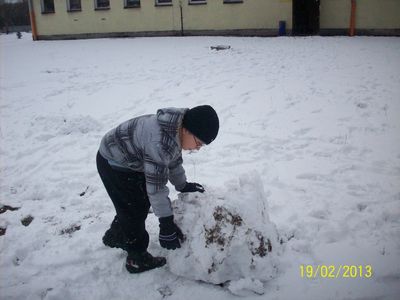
[96,151,150,252]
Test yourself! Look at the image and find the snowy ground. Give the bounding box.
[1,33,400,300]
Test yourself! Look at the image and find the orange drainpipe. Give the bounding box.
[349,0,356,36]
[28,0,38,40]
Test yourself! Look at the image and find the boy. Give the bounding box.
[96,105,219,273]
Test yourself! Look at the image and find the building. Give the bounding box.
[28,0,400,40]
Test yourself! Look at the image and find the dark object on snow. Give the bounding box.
[205,206,243,249]
[0,205,20,214]
[21,215,34,226]
[0,227,6,236]
[180,182,205,193]
[182,105,219,145]
[204,205,271,258]
[16,32,22,39]
[157,286,173,298]
[60,224,81,235]
[210,45,231,51]
[159,215,185,250]
[79,186,89,196]
[125,251,166,273]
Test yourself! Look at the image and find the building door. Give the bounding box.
[292,0,320,35]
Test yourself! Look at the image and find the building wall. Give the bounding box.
[182,0,292,31]
[33,1,178,35]
[320,0,400,30]
[33,0,292,38]
[32,0,400,39]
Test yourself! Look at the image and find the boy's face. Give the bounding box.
[181,128,204,151]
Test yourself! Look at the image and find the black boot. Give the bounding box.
[102,218,129,251]
[125,251,166,273]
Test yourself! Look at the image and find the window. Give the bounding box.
[125,0,140,8]
[95,0,110,10]
[223,0,243,3]
[41,0,55,13]
[189,0,206,4]
[67,0,82,12]
[155,0,172,6]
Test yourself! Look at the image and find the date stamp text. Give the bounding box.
[300,265,373,279]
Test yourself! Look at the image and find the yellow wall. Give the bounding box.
[33,0,400,37]
[182,0,292,30]
[34,0,178,35]
[34,0,292,36]
[320,0,400,29]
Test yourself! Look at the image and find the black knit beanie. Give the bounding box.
[182,105,219,145]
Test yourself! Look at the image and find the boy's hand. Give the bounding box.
[180,182,205,193]
[159,216,185,250]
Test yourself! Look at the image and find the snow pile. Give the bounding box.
[167,173,281,295]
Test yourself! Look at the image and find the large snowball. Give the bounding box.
[167,173,282,295]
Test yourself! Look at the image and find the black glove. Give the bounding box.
[159,216,185,250]
[180,182,205,193]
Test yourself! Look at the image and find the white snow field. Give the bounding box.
[1,33,400,300]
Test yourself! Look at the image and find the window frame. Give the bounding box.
[41,0,55,14]
[124,0,141,9]
[94,0,110,10]
[223,0,243,4]
[155,0,172,7]
[67,0,82,12]
[189,0,207,5]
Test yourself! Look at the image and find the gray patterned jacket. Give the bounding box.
[99,107,188,218]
